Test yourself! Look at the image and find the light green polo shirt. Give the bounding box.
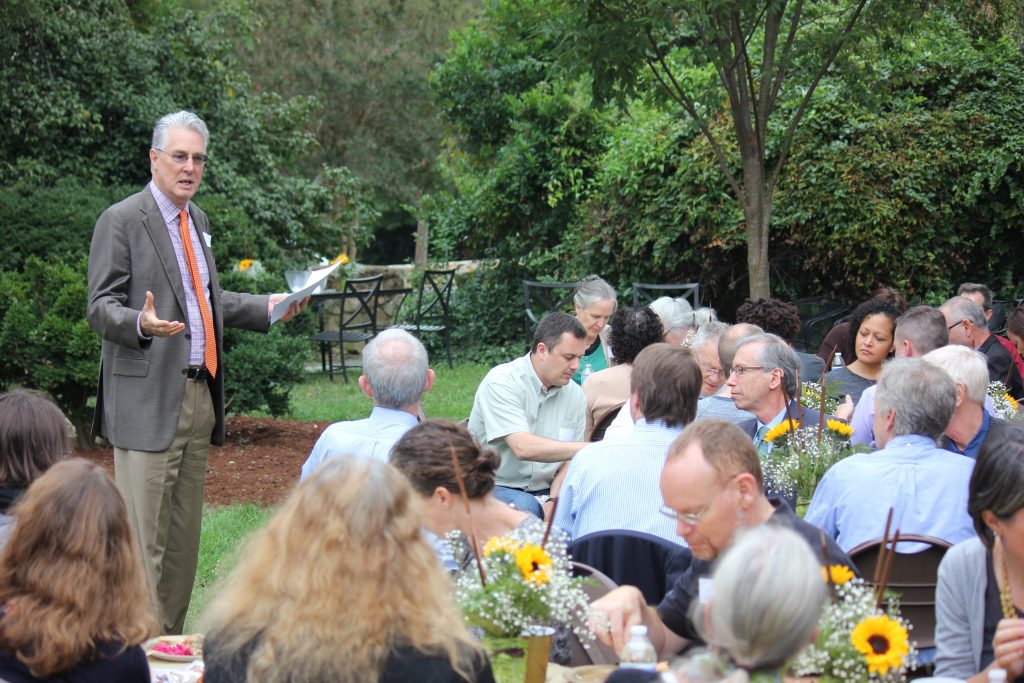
[468,354,586,491]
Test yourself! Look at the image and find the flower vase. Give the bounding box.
[484,628,552,683]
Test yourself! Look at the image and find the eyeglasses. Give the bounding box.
[155,148,208,167]
[659,501,712,527]
[947,320,967,331]
[701,365,723,377]
[729,365,766,377]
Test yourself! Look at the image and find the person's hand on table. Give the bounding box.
[588,585,647,654]
[992,617,1024,679]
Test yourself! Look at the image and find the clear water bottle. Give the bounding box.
[581,361,594,383]
[988,668,1007,683]
[619,624,657,671]
[831,353,844,370]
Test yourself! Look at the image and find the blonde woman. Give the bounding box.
[201,457,495,683]
[0,459,157,681]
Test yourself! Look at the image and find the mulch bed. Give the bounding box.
[75,416,325,506]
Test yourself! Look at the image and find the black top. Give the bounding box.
[204,634,496,683]
[980,552,1024,681]
[0,486,22,514]
[656,498,857,641]
[979,334,1024,399]
[0,642,149,683]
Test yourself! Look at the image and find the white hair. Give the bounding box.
[697,525,824,672]
[690,306,718,327]
[362,329,429,409]
[940,296,988,329]
[922,344,990,405]
[573,275,617,311]
[691,321,728,353]
[152,111,210,150]
[650,296,693,334]
[876,358,957,438]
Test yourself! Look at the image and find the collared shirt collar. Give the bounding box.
[522,353,561,398]
[946,410,991,460]
[756,405,791,433]
[148,181,191,226]
[367,405,420,427]
[884,433,939,451]
[634,417,685,435]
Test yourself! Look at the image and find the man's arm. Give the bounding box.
[503,431,587,462]
[590,586,688,659]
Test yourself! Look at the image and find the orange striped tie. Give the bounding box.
[179,210,217,378]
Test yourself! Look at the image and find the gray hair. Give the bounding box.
[697,525,824,671]
[875,358,957,439]
[941,296,988,329]
[735,333,802,398]
[361,329,429,409]
[152,111,210,150]
[691,321,728,353]
[718,323,763,375]
[894,306,948,355]
[958,282,993,312]
[690,306,718,328]
[922,345,989,405]
[573,275,617,312]
[650,296,693,335]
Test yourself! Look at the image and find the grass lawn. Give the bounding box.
[183,362,490,632]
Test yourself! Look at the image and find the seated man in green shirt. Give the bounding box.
[468,312,589,517]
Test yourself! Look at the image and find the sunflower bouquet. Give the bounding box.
[800,380,844,415]
[452,526,592,640]
[988,381,1023,420]
[794,567,916,682]
[761,418,857,504]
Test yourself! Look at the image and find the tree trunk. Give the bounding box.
[414,214,428,267]
[741,155,773,299]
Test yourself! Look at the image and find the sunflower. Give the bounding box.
[237,259,254,272]
[826,419,854,438]
[821,564,855,585]
[1007,393,1019,412]
[482,536,519,557]
[851,614,910,675]
[764,419,799,443]
[513,544,552,586]
[329,252,350,266]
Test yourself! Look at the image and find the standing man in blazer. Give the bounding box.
[87,111,304,633]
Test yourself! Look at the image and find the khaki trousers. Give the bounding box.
[114,377,215,635]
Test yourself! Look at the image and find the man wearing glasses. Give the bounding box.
[940,295,1024,400]
[87,110,304,634]
[588,420,854,657]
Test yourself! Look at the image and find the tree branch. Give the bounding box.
[768,0,870,194]
[769,0,803,111]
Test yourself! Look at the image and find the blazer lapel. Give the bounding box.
[140,193,188,317]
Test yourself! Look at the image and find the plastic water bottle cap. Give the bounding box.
[629,625,648,636]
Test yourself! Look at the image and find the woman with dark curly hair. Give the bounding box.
[581,306,663,439]
[824,298,900,405]
[0,459,157,681]
[735,297,825,383]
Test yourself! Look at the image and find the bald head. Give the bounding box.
[719,323,763,375]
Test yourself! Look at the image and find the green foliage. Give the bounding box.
[218,271,309,418]
[0,257,99,443]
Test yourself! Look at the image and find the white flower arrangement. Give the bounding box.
[988,380,1022,420]
[800,380,843,415]
[760,419,856,503]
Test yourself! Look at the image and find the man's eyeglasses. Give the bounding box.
[155,148,208,167]
[701,365,723,378]
[659,501,711,527]
[729,365,766,377]
[948,320,967,331]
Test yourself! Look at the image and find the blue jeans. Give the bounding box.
[492,485,547,519]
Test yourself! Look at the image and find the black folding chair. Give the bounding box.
[523,280,577,349]
[392,269,456,368]
[308,274,383,382]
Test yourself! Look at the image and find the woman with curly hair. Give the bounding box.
[201,455,494,683]
[823,298,900,405]
[582,306,664,439]
[0,459,157,681]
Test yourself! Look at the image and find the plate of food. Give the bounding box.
[147,634,204,662]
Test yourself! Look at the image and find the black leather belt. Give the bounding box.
[182,365,209,381]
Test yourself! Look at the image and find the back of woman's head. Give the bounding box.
[202,457,481,683]
[971,436,1024,548]
[0,390,71,489]
[390,420,500,499]
[698,525,824,672]
[0,459,155,677]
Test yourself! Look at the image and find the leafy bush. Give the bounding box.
[217,270,310,418]
[0,257,99,444]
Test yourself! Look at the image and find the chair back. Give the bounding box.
[791,296,849,354]
[568,562,620,666]
[522,280,577,348]
[631,282,700,310]
[589,404,623,442]
[409,269,456,328]
[340,274,384,335]
[567,530,692,605]
[991,299,1008,334]
[847,534,952,649]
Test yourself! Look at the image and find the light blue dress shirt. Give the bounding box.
[301,406,419,480]
[553,418,687,547]
[804,434,976,553]
[851,384,999,449]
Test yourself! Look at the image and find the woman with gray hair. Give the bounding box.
[572,274,618,384]
[693,524,825,681]
[650,297,694,346]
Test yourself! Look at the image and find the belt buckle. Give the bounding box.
[183,365,207,381]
